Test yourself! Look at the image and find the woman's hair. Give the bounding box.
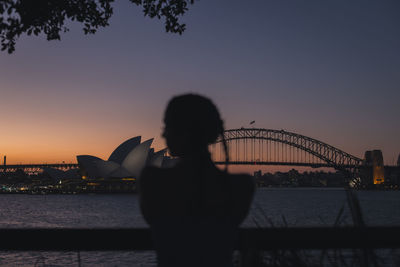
[164,93,229,166]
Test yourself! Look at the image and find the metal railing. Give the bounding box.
[1,227,399,251]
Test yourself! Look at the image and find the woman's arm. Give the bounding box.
[231,174,256,225]
[138,167,157,224]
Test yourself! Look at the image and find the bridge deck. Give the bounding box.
[0,163,79,170]
[0,163,397,170]
[214,161,358,168]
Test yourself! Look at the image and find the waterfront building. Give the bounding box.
[77,136,172,180]
[364,150,385,185]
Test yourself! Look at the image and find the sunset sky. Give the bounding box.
[0,0,399,170]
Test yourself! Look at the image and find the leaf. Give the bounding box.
[1,0,196,53]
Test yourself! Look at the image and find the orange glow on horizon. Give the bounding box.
[1,130,166,165]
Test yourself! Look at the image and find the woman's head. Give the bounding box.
[163,94,224,157]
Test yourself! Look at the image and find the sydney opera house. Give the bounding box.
[44,136,174,182]
[77,136,173,179]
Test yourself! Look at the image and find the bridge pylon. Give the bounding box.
[360,150,384,187]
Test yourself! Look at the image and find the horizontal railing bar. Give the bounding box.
[239,227,400,250]
[0,228,153,251]
[0,227,399,251]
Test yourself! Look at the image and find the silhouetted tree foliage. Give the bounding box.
[0,0,194,53]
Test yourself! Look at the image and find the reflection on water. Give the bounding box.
[0,188,399,265]
[248,188,400,227]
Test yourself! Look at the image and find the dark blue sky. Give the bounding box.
[0,0,399,165]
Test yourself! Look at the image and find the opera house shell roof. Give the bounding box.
[76,136,171,179]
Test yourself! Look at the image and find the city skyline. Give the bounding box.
[1,0,399,167]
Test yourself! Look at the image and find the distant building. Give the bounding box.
[364,150,384,185]
[253,170,262,178]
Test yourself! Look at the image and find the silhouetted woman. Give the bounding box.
[139,94,255,267]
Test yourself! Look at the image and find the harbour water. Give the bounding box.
[0,188,399,266]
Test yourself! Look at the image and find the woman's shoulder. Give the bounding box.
[218,172,255,224]
[140,166,178,180]
[139,166,182,190]
[227,172,255,191]
[217,171,255,205]
[140,165,164,178]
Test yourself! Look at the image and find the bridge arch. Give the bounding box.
[211,128,363,171]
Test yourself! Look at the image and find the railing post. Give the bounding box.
[240,248,263,267]
[239,230,263,267]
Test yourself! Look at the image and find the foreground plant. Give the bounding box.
[239,189,398,267]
